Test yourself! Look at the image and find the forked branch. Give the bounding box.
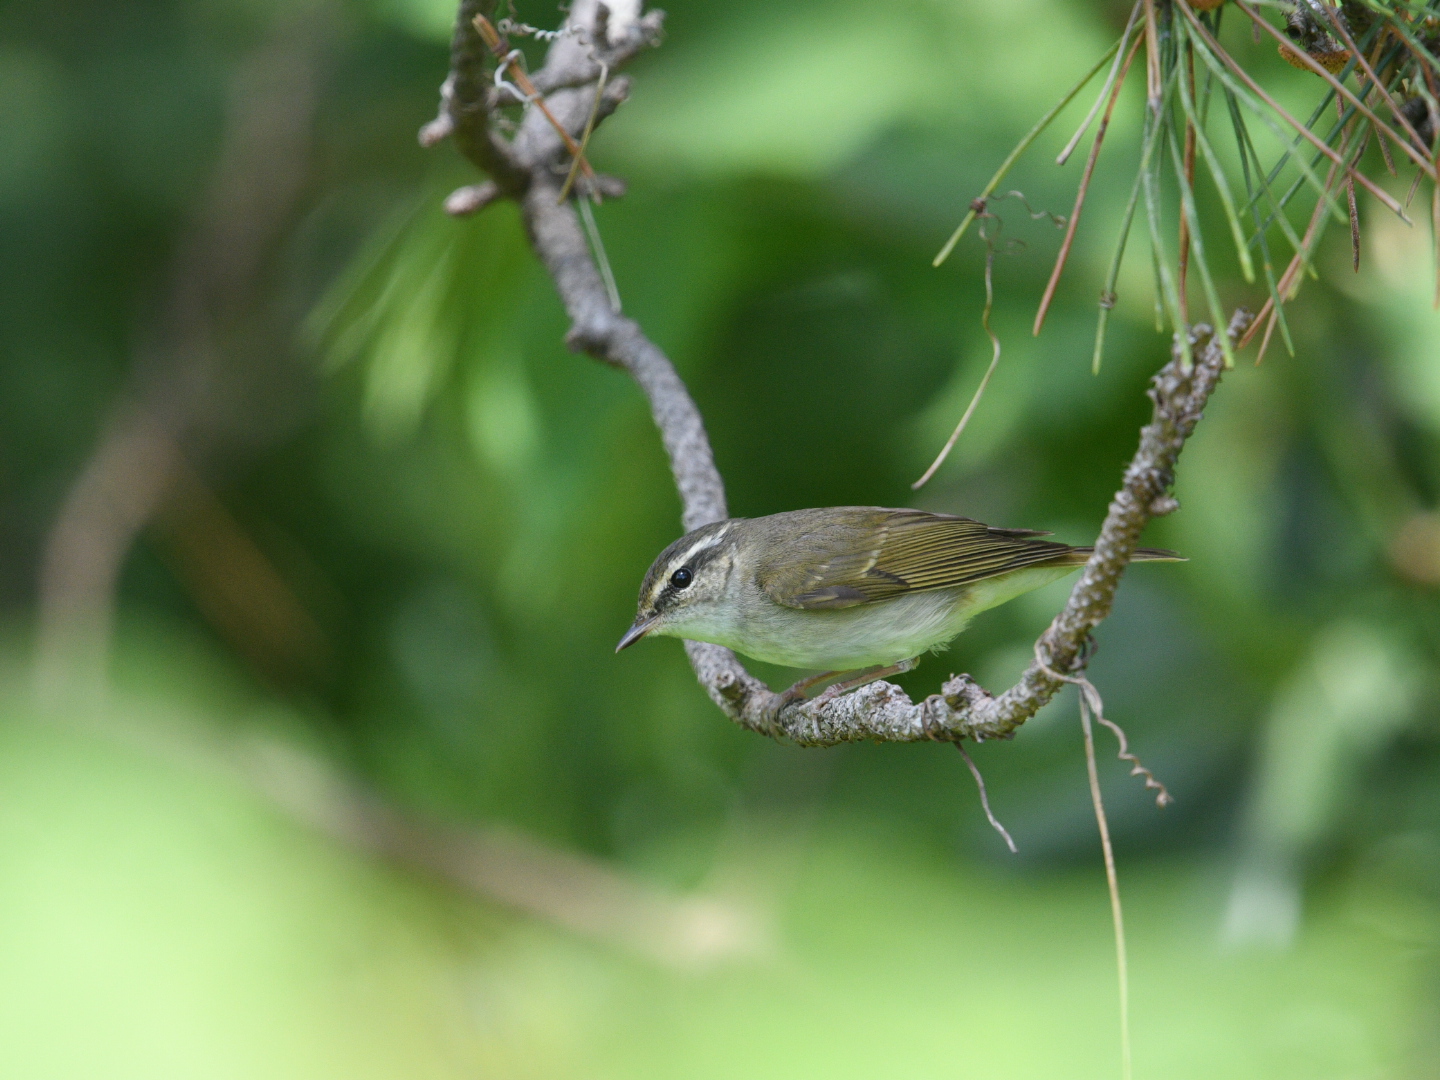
[426,0,1252,747]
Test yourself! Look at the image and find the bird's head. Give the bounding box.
[617,519,741,651]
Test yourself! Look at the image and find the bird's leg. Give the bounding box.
[808,656,919,707]
[777,669,841,708]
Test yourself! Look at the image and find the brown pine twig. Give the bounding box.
[474,13,598,186]
[1331,93,1363,273]
[1242,172,1335,359]
[1058,1,1144,166]
[1143,0,1162,110]
[1034,32,1145,337]
[1178,42,1198,324]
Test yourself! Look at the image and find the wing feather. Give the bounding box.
[757,508,1081,610]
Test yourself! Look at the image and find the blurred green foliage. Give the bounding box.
[1,0,1439,1075]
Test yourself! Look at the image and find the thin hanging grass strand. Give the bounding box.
[1035,32,1147,337]
[1082,696,1132,1080]
[1059,1,1145,165]
[914,241,1003,488]
[557,62,608,204]
[1175,20,1255,282]
[1177,1,1410,220]
[933,42,1120,267]
[955,744,1018,853]
[577,196,621,313]
[1033,648,1172,1080]
[1093,161,1147,374]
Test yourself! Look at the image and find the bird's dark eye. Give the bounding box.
[670,567,693,589]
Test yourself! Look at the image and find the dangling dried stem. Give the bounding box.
[955,744,1018,854]
[1082,694,1131,1080]
[915,205,1003,489]
[1179,42,1198,323]
[1058,2,1145,165]
[1034,32,1146,337]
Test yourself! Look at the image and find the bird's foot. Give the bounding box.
[776,670,840,710]
[808,657,919,708]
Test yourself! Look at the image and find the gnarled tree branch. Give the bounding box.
[426,0,1252,747]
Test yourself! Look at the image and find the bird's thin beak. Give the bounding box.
[615,616,657,653]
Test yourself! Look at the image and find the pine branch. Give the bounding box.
[426,0,1251,747]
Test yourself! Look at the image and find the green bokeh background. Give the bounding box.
[1,0,1438,1076]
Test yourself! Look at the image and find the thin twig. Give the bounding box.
[558,61,608,203]
[1081,695,1131,1080]
[474,13,598,183]
[955,744,1018,853]
[1034,31,1145,337]
[914,200,1022,489]
[1058,1,1144,165]
[577,196,621,312]
[934,42,1120,266]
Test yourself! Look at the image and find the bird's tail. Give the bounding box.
[1064,545,1184,563]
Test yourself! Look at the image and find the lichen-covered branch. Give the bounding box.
[426,0,1251,748]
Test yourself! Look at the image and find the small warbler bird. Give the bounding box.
[618,507,1179,702]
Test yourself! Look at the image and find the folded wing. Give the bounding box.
[757,508,1084,611]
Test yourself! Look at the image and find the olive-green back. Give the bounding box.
[753,507,1081,611]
